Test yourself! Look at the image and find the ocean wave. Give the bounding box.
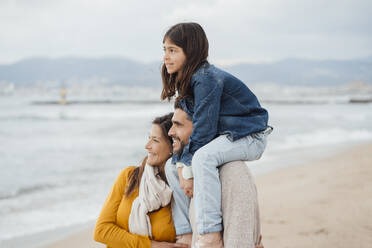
[0,114,81,121]
[0,183,56,200]
[274,128,372,151]
[31,99,166,105]
[261,98,372,105]
[0,104,172,122]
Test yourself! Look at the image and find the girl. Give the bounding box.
[161,22,271,248]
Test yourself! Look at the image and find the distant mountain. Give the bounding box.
[225,57,372,86]
[0,57,163,87]
[0,56,371,87]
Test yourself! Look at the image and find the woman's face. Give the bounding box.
[145,124,172,167]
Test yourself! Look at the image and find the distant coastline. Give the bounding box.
[30,98,372,105]
[0,56,371,88]
[31,99,168,105]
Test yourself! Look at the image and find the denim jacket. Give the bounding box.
[173,63,269,166]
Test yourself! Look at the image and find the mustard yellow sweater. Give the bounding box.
[94,166,176,248]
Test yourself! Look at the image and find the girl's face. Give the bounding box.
[145,124,172,167]
[163,38,186,74]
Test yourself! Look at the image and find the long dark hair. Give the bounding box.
[124,113,173,197]
[161,22,209,101]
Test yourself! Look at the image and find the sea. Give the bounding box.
[0,85,372,247]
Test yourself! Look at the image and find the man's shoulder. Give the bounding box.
[219,160,250,172]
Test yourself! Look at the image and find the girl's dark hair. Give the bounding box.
[124,113,173,197]
[161,22,209,101]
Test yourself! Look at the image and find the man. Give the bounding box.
[165,103,263,248]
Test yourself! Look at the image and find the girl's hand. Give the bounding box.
[255,234,264,248]
[151,240,189,248]
[182,179,193,198]
[177,167,193,198]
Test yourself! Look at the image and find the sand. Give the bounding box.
[257,143,372,247]
[41,143,372,248]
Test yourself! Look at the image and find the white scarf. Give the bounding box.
[128,164,173,237]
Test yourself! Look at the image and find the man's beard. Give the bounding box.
[173,138,187,155]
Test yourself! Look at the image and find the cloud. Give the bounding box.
[0,0,371,64]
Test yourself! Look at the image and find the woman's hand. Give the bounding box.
[151,240,189,248]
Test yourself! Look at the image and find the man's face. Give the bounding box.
[168,108,193,155]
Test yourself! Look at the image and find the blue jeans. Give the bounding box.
[165,128,271,235]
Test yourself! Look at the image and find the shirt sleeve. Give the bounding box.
[179,76,223,166]
[94,167,151,248]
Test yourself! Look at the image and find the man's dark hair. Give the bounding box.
[174,99,182,110]
[174,100,191,121]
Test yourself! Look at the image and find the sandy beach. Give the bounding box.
[257,143,372,247]
[40,143,372,248]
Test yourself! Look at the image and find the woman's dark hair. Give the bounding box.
[125,113,173,197]
[161,22,209,101]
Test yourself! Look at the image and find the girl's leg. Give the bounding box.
[192,132,267,235]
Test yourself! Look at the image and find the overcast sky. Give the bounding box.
[0,0,371,65]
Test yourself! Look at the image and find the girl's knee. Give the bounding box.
[191,148,212,175]
[250,136,266,160]
[192,147,210,164]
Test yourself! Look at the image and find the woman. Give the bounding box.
[94,113,188,248]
